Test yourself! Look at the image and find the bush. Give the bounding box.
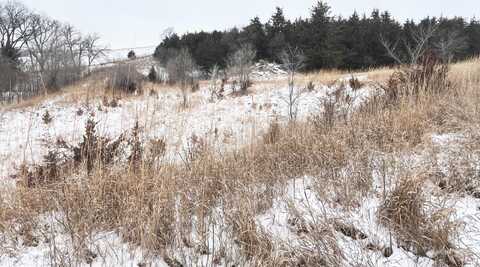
[42,110,53,124]
[109,64,143,94]
[306,81,315,92]
[166,48,197,107]
[348,75,363,90]
[382,52,451,104]
[166,48,196,86]
[263,120,281,145]
[227,44,256,92]
[127,50,136,60]
[378,177,461,264]
[148,66,158,82]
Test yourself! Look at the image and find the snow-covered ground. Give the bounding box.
[1,71,479,266]
[257,132,480,267]
[0,75,373,180]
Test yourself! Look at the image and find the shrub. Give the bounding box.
[71,118,125,174]
[166,48,198,107]
[109,64,143,94]
[263,120,281,145]
[127,121,143,172]
[306,81,315,92]
[148,66,158,82]
[382,52,451,104]
[147,138,166,165]
[19,151,61,188]
[348,75,363,90]
[102,96,120,108]
[227,44,256,92]
[378,177,462,265]
[42,110,53,124]
[127,50,136,60]
[191,81,200,92]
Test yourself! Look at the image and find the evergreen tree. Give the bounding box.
[466,19,480,56]
[340,11,368,69]
[303,1,342,70]
[267,7,288,35]
[127,50,136,60]
[152,3,480,72]
[242,17,269,60]
[266,7,290,61]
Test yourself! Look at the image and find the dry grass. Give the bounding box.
[378,176,463,265]
[0,57,480,265]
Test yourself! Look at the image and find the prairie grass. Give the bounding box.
[0,57,480,266]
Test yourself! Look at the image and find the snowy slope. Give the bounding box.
[0,78,373,180]
[1,72,479,266]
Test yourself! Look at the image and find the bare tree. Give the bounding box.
[0,1,33,60]
[0,1,106,102]
[62,24,84,69]
[26,15,59,72]
[380,22,438,66]
[208,64,221,102]
[166,48,196,108]
[379,19,452,104]
[435,30,467,63]
[25,14,62,92]
[0,1,34,99]
[227,43,256,93]
[280,46,305,121]
[83,33,106,73]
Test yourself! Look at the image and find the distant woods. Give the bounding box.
[154,1,480,71]
[0,1,106,102]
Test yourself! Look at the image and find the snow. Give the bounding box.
[1,230,169,267]
[0,76,375,180]
[251,61,287,80]
[1,72,480,266]
[254,131,480,267]
[257,177,437,267]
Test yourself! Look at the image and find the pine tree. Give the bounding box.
[303,1,342,70]
[127,50,136,60]
[268,7,288,35]
[266,7,290,60]
[340,11,367,69]
[242,17,269,60]
[466,19,480,56]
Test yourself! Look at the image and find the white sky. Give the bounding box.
[20,0,480,49]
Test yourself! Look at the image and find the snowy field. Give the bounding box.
[0,69,479,266]
[0,72,371,179]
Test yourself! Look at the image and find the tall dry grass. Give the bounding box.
[0,57,479,266]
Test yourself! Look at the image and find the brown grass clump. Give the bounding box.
[1,58,480,265]
[379,177,463,265]
[263,120,281,145]
[107,64,144,94]
[379,177,428,246]
[227,207,273,262]
[348,75,363,90]
[280,215,345,266]
[381,52,451,105]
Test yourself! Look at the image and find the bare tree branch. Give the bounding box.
[280,46,305,121]
[227,43,256,92]
[380,23,438,66]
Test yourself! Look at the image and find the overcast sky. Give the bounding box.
[20,0,480,49]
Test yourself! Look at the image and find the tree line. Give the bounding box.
[154,1,480,72]
[0,1,105,102]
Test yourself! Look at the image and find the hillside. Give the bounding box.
[0,58,479,266]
